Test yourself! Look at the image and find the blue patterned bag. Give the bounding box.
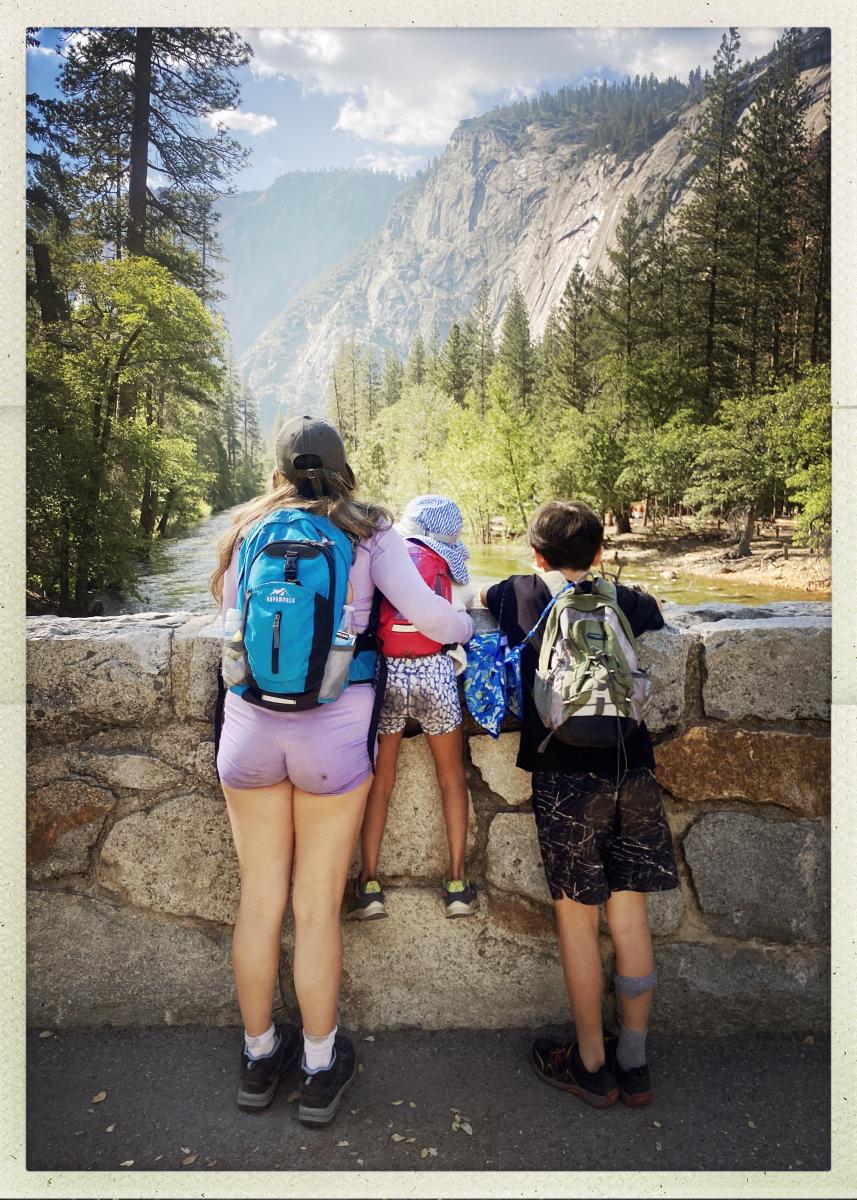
[463,628,508,737]
[465,580,573,734]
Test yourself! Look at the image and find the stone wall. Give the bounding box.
[26,602,831,1035]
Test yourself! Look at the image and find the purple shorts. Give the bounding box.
[217,685,375,795]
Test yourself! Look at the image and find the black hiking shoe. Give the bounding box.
[236,1022,300,1110]
[297,1034,358,1126]
[602,1028,653,1107]
[531,1038,619,1108]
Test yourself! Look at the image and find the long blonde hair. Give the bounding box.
[210,468,392,604]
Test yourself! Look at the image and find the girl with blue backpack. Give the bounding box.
[210,416,473,1127]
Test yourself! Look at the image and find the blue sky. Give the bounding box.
[27,26,785,192]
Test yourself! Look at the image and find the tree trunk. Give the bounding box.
[127,27,153,255]
[157,488,177,537]
[30,241,67,323]
[614,506,632,535]
[733,510,755,558]
[58,514,72,615]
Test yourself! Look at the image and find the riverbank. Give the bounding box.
[602,520,831,595]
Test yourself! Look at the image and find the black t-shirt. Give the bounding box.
[484,574,665,777]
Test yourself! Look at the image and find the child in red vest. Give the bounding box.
[351,495,477,920]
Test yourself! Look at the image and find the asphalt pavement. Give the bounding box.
[26,1025,829,1173]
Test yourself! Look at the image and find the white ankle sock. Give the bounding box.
[244,1024,277,1060]
[302,1026,337,1074]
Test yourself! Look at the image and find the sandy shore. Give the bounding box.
[602,522,831,594]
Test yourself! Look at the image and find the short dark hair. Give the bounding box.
[527,501,604,571]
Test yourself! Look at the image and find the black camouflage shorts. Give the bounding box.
[530,768,679,904]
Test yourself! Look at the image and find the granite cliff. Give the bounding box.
[237,40,830,432]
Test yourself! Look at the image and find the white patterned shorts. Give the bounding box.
[378,652,462,736]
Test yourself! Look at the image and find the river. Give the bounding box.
[112,508,827,615]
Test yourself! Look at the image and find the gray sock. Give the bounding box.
[616,1024,647,1070]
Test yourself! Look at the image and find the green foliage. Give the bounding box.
[27,256,228,610]
[26,26,262,614]
[497,279,534,408]
[684,368,831,545]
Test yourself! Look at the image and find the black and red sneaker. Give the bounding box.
[615,1061,653,1107]
[531,1038,619,1108]
[603,1029,653,1107]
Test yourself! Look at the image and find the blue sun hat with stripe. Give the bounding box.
[395,494,470,585]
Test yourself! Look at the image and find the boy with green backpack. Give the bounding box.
[480,500,678,1109]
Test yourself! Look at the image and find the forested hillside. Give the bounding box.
[324,29,830,558]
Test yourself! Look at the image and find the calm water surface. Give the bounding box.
[116,509,827,614]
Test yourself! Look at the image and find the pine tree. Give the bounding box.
[497,278,534,408]
[441,323,470,405]
[544,264,594,409]
[678,27,744,408]
[426,322,443,387]
[53,28,250,283]
[361,344,381,425]
[735,28,809,389]
[326,339,363,452]
[404,332,427,387]
[593,195,649,369]
[462,282,495,416]
[381,348,404,408]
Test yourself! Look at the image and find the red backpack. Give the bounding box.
[377,540,453,657]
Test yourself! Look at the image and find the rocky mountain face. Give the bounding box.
[237,47,830,433]
[214,168,404,357]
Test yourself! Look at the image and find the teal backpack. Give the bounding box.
[232,508,376,710]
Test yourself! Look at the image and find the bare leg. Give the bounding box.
[291,777,372,1036]
[605,890,656,1031]
[425,726,468,880]
[359,732,403,881]
[223,779,294,1036]
[554,897,605,1071]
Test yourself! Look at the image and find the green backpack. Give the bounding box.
[532,576,652,750]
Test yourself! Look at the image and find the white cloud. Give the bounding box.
[204,109,278,136]
[243,26,784,152]
[355,147,426,175]
[26,44,57,57]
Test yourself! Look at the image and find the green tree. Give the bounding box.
[497,278,534,408]
[52,27,250,276]
[541,264,594,409]
[462,283,495,416]
[678,27,744,406]
[27,256,223,612]
[441,323,470,405]
[381,348,404,408]
[403,331,427,387]
[736,28,809,388]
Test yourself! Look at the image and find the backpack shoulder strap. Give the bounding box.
[521,580,575,647]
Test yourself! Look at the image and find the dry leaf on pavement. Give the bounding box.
[91,1091,107,1104]
[182,1154,198,1166]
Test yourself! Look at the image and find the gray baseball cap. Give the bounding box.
[275,415,355,492]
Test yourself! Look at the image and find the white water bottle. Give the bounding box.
[337,604,356,644]
[222,607,248,687]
